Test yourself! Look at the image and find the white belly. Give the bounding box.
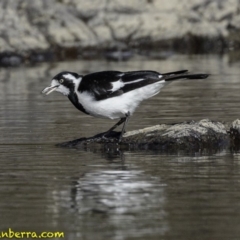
[77,81,167,119]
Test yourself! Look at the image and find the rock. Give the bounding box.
[1,0,240,65]
[104,49,134,61]
[58,119,234,152]
[229,119,240,148]
[0,52,23,67]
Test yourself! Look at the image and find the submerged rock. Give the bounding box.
[58,119,239,152]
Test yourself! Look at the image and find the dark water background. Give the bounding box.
[1,55,240,239]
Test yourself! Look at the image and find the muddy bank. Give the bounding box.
[58,119,240,152]
[1,0,240,66]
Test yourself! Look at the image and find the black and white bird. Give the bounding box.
[42,70,208,140]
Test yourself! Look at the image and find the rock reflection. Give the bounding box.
[62,169,167,239]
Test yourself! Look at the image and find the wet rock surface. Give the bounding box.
[58,119,240,152]
[1,0,240,66]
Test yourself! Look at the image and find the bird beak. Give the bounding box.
[42,85,59,95]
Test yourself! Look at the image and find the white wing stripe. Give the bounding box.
[110,78,165,92]
[110,79,145,92]
[123,78,145,85]
[111,80,124,91]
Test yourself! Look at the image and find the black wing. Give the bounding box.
[78,70,162,101]
[79,71,123,98]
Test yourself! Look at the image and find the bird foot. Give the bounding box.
[91,131,121,142]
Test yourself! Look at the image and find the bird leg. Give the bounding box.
[101,112,130,140]
[119,112,130,141]
[108,118,126,132]
[101,117,126,138]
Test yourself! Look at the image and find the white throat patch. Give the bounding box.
[56,85,70,96]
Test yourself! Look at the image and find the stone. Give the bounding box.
[58,119,235,152]
[1,0,240,65]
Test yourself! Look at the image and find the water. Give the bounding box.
[1,55,240,239]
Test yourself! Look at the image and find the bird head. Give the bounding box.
[42,71,82,96]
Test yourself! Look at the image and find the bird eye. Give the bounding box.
[59,79,64,84]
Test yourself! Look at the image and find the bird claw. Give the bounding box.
[100,131,122,143]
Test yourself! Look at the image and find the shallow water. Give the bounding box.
[1,55,240,239]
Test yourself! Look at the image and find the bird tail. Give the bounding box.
[163,70,188,75]
[163,70,209,81]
